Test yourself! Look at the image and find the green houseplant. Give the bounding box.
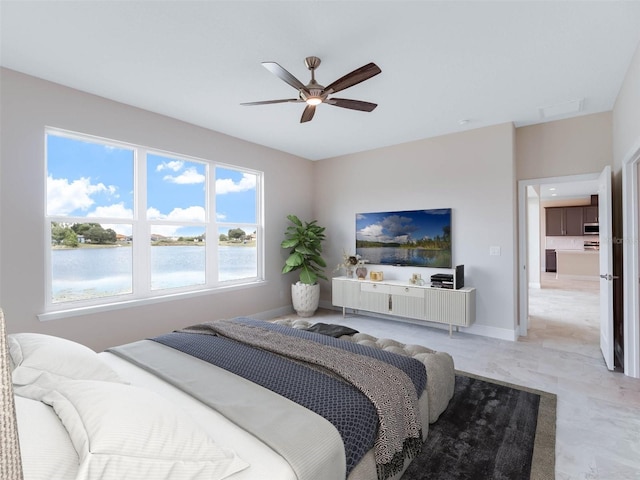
[281,214,327,316]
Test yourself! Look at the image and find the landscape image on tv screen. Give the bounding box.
[356,208,452,268]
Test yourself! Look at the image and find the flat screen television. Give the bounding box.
[356,208,452,268]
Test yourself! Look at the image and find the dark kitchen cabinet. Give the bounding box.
[565,207,584,235]
[546,206,583,236]
[545,249,557,272]
[546,208,564,236]
[584,206,598,224]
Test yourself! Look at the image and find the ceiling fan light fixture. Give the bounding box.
[242,57,381,123]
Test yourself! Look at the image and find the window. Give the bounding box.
[45,129,262,311]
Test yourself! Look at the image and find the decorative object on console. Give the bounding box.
[356,266,368,280]
[281,214,327,317]
[336,252,367,279]
[370,271,384,281]
[356,208,452,268]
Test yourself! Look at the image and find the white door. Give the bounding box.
[599,165,615,370]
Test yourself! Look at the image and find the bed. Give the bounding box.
[8,317,455,480]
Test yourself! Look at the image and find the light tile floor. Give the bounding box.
[275,275,640,479]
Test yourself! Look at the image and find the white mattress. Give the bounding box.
[98,351,298,480]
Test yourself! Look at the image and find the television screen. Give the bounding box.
[356,208,452,268]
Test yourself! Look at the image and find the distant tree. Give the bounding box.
[219,233,228,242]
[228,228,246,242]
[62,229,79,247]
[72,223,100,235]
[84,224,116,244]
[104,228,117,243]
[51,222,67,245]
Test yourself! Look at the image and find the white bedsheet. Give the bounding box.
[98,352,298,480]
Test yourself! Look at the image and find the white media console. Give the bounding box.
[332,277,476,336]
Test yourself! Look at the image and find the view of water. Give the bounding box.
[357,246,451,268]
[51,245,257,303]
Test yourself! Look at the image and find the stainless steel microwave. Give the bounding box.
[584,223,599,235]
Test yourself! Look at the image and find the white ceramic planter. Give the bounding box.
[291,282,320,317]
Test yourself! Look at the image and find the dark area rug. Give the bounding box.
[401,372,556,480]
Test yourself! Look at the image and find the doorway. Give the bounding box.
[519,175,602,359]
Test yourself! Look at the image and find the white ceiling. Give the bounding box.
[2,1,640,161]
[532,179,600,200]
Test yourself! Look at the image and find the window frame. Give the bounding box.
[42,127,264,320]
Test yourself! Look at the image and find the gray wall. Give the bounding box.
[313,123,519,339]
[0,68,313,351]
[516,112,613,181]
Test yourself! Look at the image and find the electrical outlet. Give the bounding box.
[490,246,501,256]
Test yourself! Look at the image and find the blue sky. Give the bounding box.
[356,209,451,244]
[47,134,257,237]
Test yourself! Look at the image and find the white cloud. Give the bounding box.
[156,160,183,172]
[147,207,163,220]
[88,203,132,219]
[147,205,205,222]
[163,167,205,185]
[146,206,206,237]
[47,176,116,215]
[216,173,256,194]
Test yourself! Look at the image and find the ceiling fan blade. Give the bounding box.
[241,99,300,106]
[323,62,381,94]
[262,62,307,92]
[300,105,316,123]
[326,98,378,112]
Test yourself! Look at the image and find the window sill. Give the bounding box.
[38,280,267,322]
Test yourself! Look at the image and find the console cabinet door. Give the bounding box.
[360,282,391,314]
[332,278,361,309]
[389,285,425,320]
[425,288,473,327]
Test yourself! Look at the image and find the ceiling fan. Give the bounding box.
[241,56,381,123]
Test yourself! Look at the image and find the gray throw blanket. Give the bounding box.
[183,319,423,480]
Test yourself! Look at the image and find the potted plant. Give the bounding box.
[281,214,327,317]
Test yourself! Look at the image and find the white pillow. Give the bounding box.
[14,395,79,480]
[16,379,249,480]
[8,333,124,385]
